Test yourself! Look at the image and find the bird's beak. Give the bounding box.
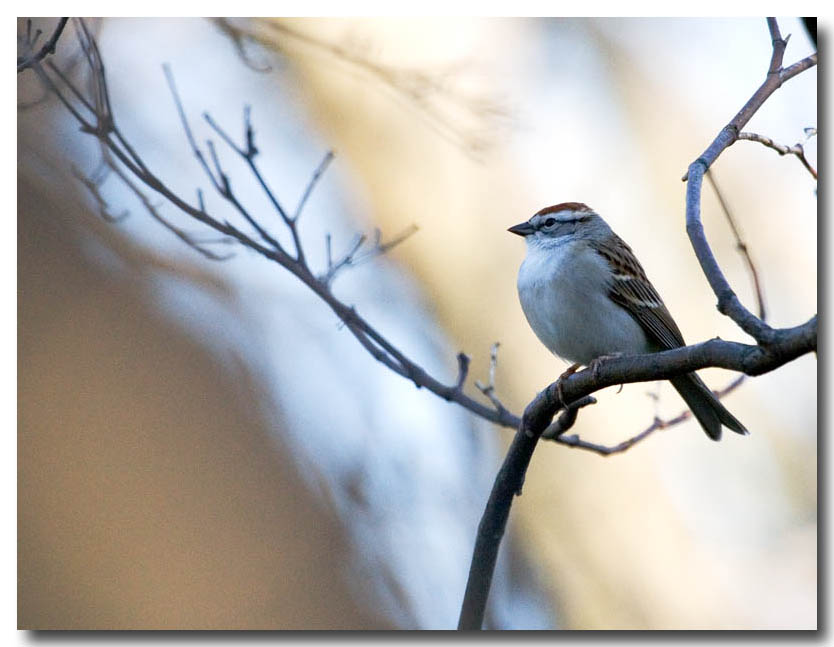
[507,221,535,237]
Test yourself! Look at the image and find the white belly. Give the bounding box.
[516,239,651,365]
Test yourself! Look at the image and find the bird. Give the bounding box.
[508,202,747,441]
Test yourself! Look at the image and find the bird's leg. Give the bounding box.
[588,352,623,381]
[556,363,581,407]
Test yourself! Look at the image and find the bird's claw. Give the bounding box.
[589,353,623,381]
[556,363,581,407]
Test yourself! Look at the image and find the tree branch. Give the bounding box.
[737,129,817,180]
[18,18,69,73]
[29,19,523,435]
[682,19,816,344]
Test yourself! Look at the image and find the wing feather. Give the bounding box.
[589,234,685,351]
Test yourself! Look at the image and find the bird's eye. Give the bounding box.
[544,217,556,227]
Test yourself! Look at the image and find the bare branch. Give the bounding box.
[212,18,509,156]
[459,313,817,628]
[204,106,309,263]
[18,18,69,73]
[540,396,596,441]
[295,150,334,221]
[454,352,470,390]
[683,17,816,344]
[210,17,273,73]
[705,170,766,321]
[474,343,512,418]
[319,225,418,286]
[30,20,521,435]
[737,130,818,180]
[71,164,129,223]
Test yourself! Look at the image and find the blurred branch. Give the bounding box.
[321,225,419,287]
[460,16,818,630]
[212,18,509,155]
[705,170,767,322]
[211,16,273,72]
[18,17,69,73]
[474,343,513,421]
[737,129,817,180]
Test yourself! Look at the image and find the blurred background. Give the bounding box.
[17,17,817,630]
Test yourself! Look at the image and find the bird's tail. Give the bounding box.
[670,373,748,441]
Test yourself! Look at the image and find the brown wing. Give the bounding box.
[589,234,685,350]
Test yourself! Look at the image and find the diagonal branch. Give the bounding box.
[30,19,520,433]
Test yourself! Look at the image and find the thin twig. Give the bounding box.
[18,17,69,73]
[455,353,470,391]
[71,164,129,222]
[320,225,418,286]
[474,343,511,418]
[295,150,335,220]
[737,130,818,179]
[204,107,309,263]
[706,170,767,322]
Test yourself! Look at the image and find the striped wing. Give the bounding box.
[589,234,685,351]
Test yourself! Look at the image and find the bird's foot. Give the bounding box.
[589,352,623,381]
[556,363,581,407]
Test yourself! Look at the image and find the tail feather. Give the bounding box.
[670,373,748,441]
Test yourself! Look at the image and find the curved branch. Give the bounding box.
[683,18,816,344]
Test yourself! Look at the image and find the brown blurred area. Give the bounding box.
[18,145,387,629]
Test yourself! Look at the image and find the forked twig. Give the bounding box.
[18,17,69,73]
[320,225,419,286]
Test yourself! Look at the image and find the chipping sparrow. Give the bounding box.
[509,202,747,441]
